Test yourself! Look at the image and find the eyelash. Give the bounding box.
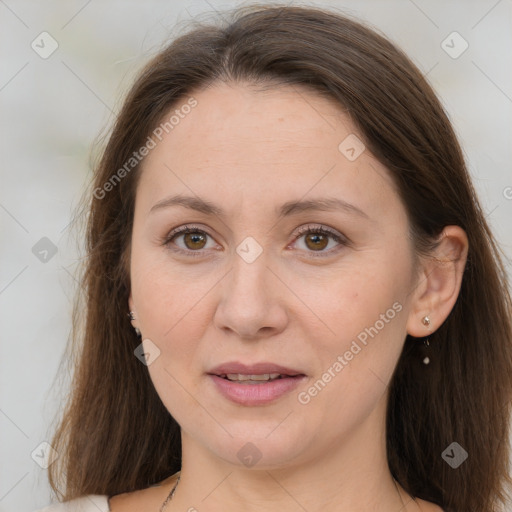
[161,224,348,259]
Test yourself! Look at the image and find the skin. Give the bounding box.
[111,81,468,511]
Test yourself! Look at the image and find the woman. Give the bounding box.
[36,3,512,512]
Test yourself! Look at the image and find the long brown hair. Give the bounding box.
[48,4,512,511]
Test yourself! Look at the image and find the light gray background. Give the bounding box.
[1,1,511,511]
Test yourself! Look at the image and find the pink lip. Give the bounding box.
[209,374,306,406]
[208,361,304,376]
[206,361,307,406]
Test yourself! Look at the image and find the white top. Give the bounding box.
[33,495,110,512]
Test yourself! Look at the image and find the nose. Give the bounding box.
[213,252,289,340]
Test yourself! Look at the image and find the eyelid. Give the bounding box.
[162,224,218,258]
[162,223,349,257]
[289,224,349,257]
[292,224,347,243]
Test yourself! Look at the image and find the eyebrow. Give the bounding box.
[149,194,370,220]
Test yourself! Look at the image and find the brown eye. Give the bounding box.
[164,224,347,259]
[304,232,329,251]
[182,231,207,250]
[293,225,347,256]
[163,226,215,256]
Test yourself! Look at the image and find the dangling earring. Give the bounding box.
[128,310,141,338]
[422,315,431,365]
[422,338,430,365]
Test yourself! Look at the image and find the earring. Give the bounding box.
[422,315,431,365]
[128,311,141,337]
[422,338,430,365]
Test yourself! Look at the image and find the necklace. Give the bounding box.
[393,477,406,508]
[393,477,423,510]
[160,474,408,511]
[159,473,180,512]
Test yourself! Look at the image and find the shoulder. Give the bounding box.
[33,495,110,512]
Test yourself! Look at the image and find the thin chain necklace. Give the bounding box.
[159,474,410,511]
[393,477,423,510]
[159,473,180,512]
[393,477,406,508]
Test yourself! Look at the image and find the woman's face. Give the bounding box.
[129,82,420,469]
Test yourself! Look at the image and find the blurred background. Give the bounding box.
[0,0,511,510]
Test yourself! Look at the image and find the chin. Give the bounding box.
[198,419,315,470]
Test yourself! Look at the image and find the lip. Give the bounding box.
[208,361,304,376]
[208,374,306,406]
[207,361,307,406]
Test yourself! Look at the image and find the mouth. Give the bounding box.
[207,362,307,405]
[208,361,305,378]
[216,373,302,384]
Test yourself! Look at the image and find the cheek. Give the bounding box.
[296,260,404,346]
[130,254,212,417]
[131,243,211,340]
[293,254,408,399]
[292,280,405,441]
[134,260,212,420]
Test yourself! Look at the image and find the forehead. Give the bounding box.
[169,81,355,152]
[136,81,402,223]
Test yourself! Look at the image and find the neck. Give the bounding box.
[167,394,414,512]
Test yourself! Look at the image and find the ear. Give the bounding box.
[128,291,141,336]
[406,225,469,337]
